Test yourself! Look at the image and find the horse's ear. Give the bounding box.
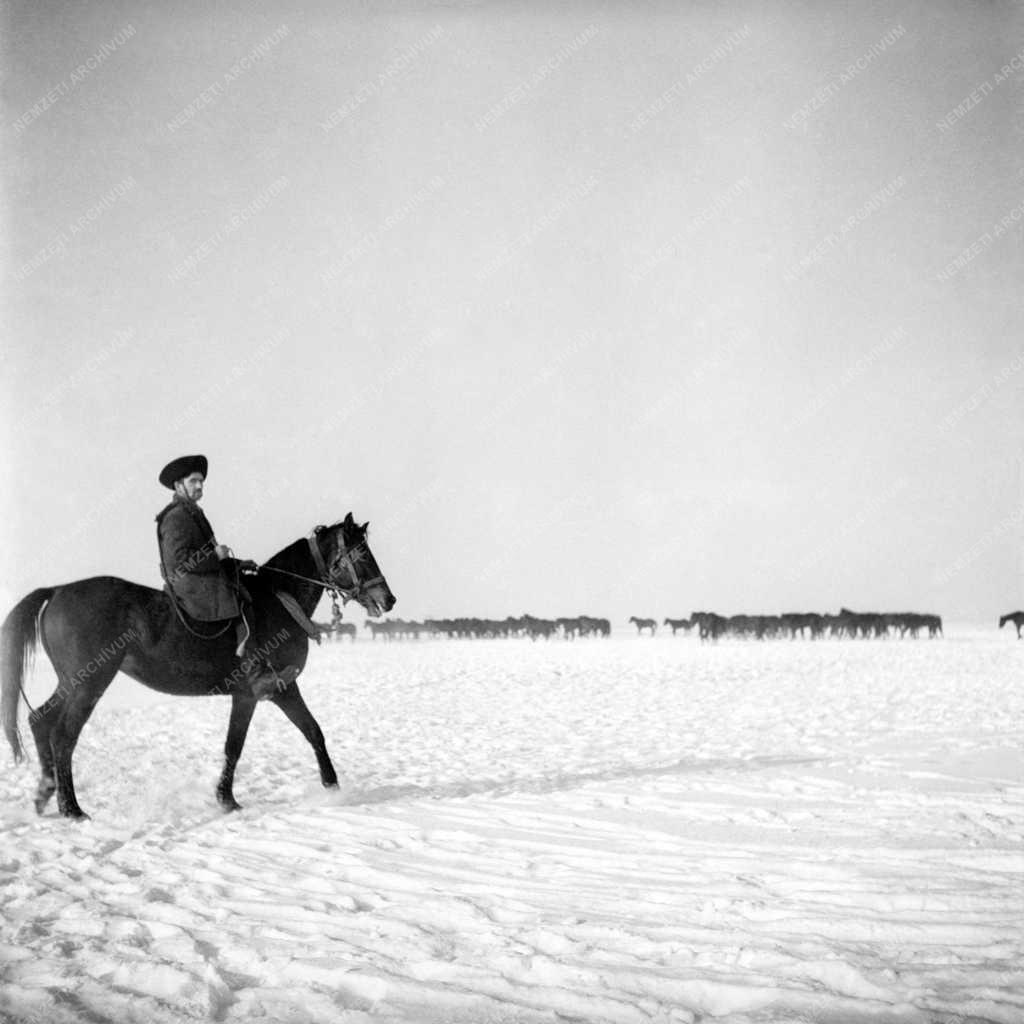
[343,512,354,528]
[361,521,369,531]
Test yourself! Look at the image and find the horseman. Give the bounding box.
[156,454,271,697]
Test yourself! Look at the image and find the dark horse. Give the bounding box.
[1,514,394,819]
[663,617,693,636]
[629,616,657,636]
[999,611,1024,638]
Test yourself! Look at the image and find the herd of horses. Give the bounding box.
[631,609,948,640]
[627,610,1024,640]
[326,610,1024,643]
[350,615,612,641]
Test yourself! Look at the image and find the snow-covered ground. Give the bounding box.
[1,628,1022,1024]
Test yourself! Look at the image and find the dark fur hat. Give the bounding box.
[158,454,208,489]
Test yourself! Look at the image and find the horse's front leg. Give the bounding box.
[272,684,338,789]
[218,693,257,811]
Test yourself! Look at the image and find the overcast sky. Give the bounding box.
[3,0,1022,625]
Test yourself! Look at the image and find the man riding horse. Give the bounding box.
[156,454,272,698]
[2,448,395,818]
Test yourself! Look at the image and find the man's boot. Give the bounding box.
[240,653,298,700]
[241,655,279,700]
[234,612,277,700]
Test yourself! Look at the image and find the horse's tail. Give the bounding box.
[1,587,55,763]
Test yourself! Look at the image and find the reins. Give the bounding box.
[163,526,380,638]
[258,566,327,588]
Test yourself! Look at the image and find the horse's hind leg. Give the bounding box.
[272,684,338,789]
[27,659,83,814]
[28,691,65,814]
[27,625,76,813]
[50,667,119,820]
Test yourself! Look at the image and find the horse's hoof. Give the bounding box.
[64,810,90,822]
[219,799,242,813]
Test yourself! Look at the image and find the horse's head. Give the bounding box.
[312,513,396,618]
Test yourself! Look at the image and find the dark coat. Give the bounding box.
[156,494,240,621]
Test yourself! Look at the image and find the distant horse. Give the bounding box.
[689,612,725,641]
[999,611,1024,638]
[576,615,610,638]
[365,620,393,641]
[629,616,657,636]
[334,622,357,642]
[522,615,557,640]
[323,599,357,642]
[313,621,358,642]
[556,617,579,640]
[663,617,693,636]
[1,514,394,820]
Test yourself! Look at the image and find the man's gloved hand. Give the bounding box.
[239,559,260,574]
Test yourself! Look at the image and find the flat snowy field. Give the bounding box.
[1,628,1022,1024]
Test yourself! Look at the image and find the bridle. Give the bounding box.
[262,524,384,605]
[308,526,385,604]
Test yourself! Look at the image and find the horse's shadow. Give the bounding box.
[333,753,827,808]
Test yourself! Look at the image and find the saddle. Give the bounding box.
[159,561,321,699]
[159,573,253,657]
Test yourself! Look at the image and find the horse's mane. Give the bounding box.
[261,517,364,571]
[263,536,310,570]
